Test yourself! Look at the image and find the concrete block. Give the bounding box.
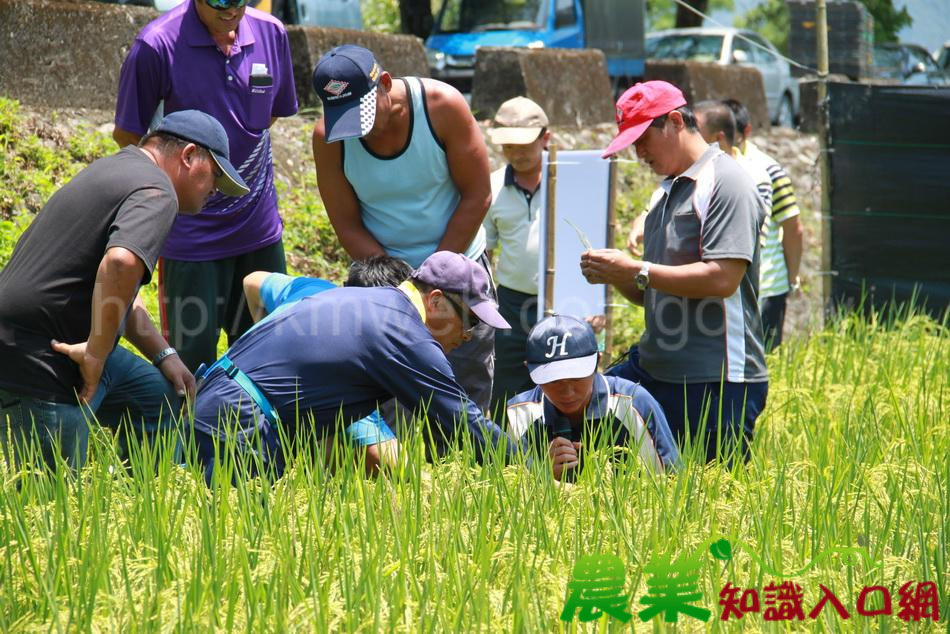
[286,26,428,110]
[644,61,771,131]
[0,0,155,110]
[798,75,853,133]
[470,47,614,126]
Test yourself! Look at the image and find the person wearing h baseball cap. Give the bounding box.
[0,108,250,470]
[311,44,498,417]
[581,80,770,465]
[189,250,514,484]
[504,315,679,482]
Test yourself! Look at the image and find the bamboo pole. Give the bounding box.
[816,0,833,321]
[604,157,618,365]
[544,144,557,316]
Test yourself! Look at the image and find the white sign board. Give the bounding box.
[536,150,612,321]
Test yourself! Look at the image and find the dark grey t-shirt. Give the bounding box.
[640,145,769,384]
[0,147,178,402]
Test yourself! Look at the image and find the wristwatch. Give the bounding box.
[636,262,651,291]
[152,347,178,367]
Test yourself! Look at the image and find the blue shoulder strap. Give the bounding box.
[198,355,280,426]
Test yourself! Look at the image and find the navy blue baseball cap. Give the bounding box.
[526,315,599,384]
[154,110,249,197]
[312,45,383,142]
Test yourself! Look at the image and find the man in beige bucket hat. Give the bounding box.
[483,97,551,418]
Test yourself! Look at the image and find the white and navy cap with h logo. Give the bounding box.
[525,314,599,384]
[312,45,383,142]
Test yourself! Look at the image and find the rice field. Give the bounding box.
[1,307,947,632]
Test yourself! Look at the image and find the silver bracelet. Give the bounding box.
[152,347,178,367]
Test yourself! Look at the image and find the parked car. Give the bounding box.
[936,42,950,71]
[871,43,950,86]
[425,0,646,94]
[645,27,800,127]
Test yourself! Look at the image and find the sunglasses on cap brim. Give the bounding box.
[204,0,249,10]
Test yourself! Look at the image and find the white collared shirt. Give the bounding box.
[482,165,541,295]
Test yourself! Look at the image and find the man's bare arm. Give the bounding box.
[51,247,144,402]
[312,121,387,261]
[125,295,195,399]
[781,215,804,286]
[243,271,271,323]
[582,249,748,299]
[426,80,492,253]
[113,126,142,149]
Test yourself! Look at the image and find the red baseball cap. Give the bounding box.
[602,81,688,158]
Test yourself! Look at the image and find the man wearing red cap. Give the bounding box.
[580,81,769,463]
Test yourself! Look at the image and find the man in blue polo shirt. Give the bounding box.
[506,315,679,482]
[190,252,513,483]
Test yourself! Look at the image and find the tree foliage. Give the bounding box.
[361,0,401,33]
[738,0,913,55]
[859,0,912,43]
[736,0,790,53]
[647,0,733,31]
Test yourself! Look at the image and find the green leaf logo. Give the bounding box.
[709,539,732,561]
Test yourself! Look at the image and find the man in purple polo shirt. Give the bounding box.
[113,0,298,372]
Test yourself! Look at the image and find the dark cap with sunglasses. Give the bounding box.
[411,252,511,330]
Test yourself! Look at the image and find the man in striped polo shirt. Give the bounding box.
[581,81,769,463]
[725,99,805,352]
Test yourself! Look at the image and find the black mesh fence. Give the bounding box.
[827,82,950,318]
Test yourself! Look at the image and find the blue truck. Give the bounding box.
[425,0,646,93]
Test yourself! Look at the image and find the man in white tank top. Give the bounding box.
[310,45,498,415]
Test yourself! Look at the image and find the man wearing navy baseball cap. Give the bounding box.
[580,81,769,464]
[0,109,245,470]
[311,44,498,417]
[504,315,679,481]
[189,251,513,484]
[155,110,249,197]
[312,44,383,142]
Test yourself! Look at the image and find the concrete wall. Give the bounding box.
[286,26,428,111]
[0,0,429,113]
[644,61,771,132]
[798,75,855,133]
[0,0,157,111]
[470,47,615,126]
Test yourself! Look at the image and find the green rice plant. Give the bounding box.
[1,302,947,632]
